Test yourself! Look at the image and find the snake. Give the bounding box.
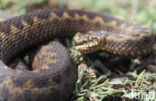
[0,8,154,101]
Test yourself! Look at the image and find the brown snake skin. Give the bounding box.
[0,8,154,101]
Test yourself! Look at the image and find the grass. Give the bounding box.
[0,0,155,101]
[71,62,156,100]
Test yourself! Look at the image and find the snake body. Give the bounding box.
[0,8,154,101]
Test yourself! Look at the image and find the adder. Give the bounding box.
[0,8,154,101]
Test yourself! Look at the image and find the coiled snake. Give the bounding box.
[0,8,154,101]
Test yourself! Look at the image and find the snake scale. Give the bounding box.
[0,8,154,101]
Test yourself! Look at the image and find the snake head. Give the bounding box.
[74,31,106,53]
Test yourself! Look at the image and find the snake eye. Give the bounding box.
[88,36,99,42]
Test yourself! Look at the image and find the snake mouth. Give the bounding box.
[74,31,105,53]
[75,39,99,53]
